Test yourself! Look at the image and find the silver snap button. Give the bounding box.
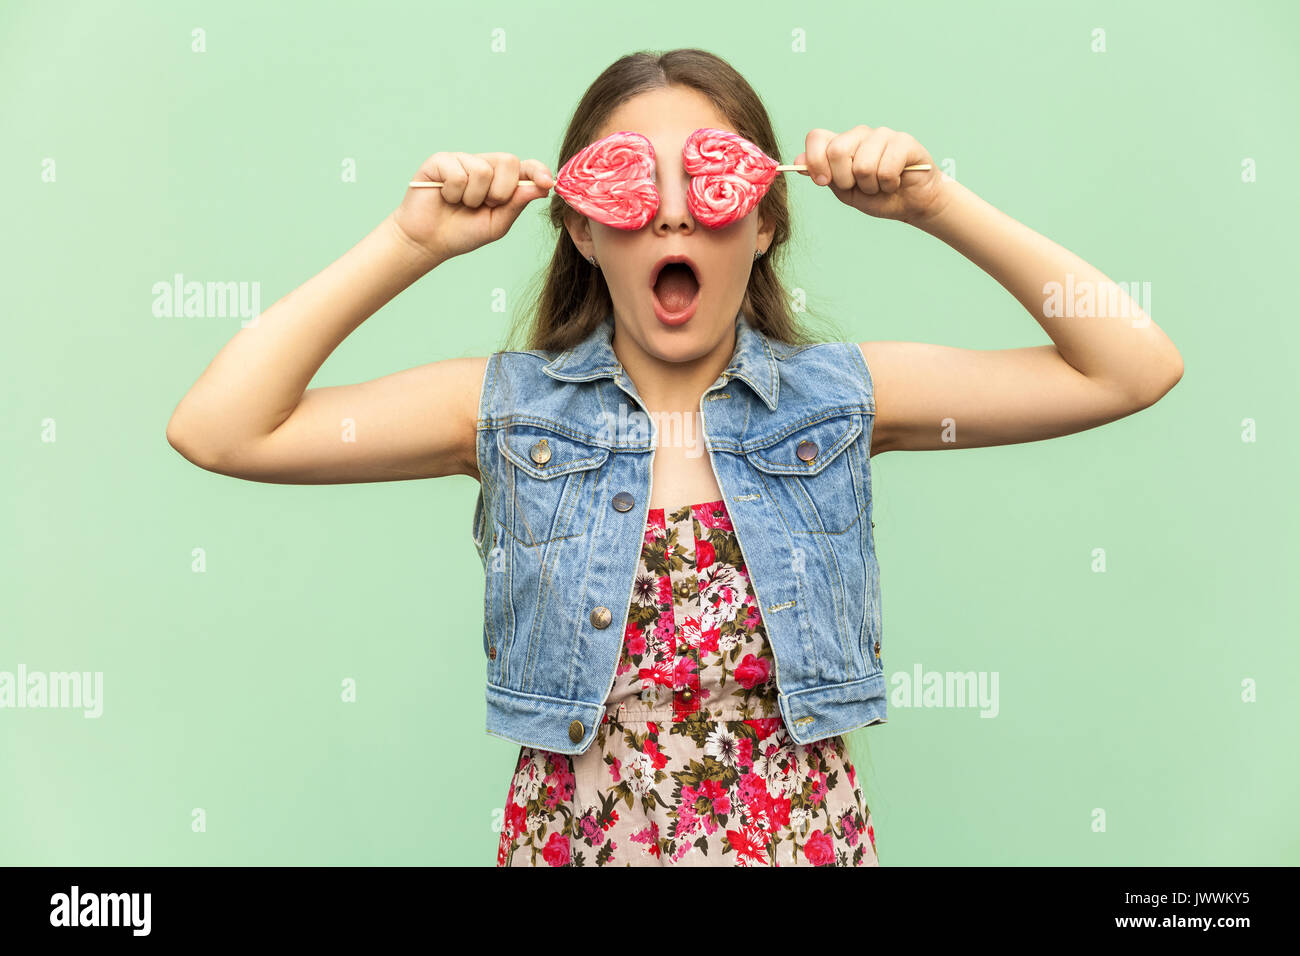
[590,606,612,628]
[796,439,819,462]
[612,491,634,512]
[529,438,551,465]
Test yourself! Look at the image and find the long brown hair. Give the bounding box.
[504,48,844,353]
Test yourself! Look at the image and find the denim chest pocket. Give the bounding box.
[494,425,610,546]
[745,412,870,534]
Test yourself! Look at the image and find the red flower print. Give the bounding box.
[656,575,673,605]
[766,794,791,829]
[743,718,781,743]
[726,825,771,866]
[643,738,669,771]
[734,653,770,690]
[624,621,646,657]
[698,778,732,816]
[542,830,570,867]
[694,500,734,531]
[802,829,835,866]
[696,538,715,570]
[503,800,527,840]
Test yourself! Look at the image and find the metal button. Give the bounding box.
[612,491,634,512]
[529,438,551,465]
[590,606,612,628]
[874,640,881,659]
[568,719,584,743]
[681,688,693,700]
[488,646,496,660]
[796,439,818,462]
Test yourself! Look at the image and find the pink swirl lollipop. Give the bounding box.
[682,128,779,228]
[554,131,659,230]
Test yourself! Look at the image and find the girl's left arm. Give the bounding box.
[796,125,1184,455]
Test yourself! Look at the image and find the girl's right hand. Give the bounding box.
[393,152,554,265]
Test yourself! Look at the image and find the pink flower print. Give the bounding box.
[734,653,770,690]
[802,829,835,866]
[630,822,661,858]
[842,811,860,847]
[737,771,767,806]
[807,771,828,809]
[676,806,702,840]
[542,830,570,867]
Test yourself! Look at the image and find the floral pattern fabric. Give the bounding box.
[496,498,878,866]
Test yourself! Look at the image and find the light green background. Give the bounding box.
[2,1,1296,866]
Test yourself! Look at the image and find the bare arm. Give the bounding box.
[863,180,1183,455]
[166,149,555,483]
[164,214,483,481]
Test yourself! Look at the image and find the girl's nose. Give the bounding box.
[653,163,694,228]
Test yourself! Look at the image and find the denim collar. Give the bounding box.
[541,308,780,411]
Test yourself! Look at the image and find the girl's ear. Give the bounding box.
[561,209,595,261]
[757,209,776,253]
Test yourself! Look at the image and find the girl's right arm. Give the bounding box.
[165,151,553,485]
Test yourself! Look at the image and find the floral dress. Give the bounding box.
[496,498,878,867]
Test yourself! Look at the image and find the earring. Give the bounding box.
[588,254,599,268]
[754,250,764,261]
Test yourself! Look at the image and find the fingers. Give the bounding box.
[804,126,919,196]
[519,158,553,193]
[424,152,470,204]
[875,135,912,194]
[424,153,553,208]
[842,126,894,195]
[801,129,835,185]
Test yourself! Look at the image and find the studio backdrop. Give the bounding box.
[2,0,1296,865]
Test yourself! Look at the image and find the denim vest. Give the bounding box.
[471,309,886,755]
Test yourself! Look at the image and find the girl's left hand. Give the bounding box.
[795,125,948,225]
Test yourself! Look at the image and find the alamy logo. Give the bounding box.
[49,885,151,936]
[151,272,262,326]
[889,663,1000,717]
[0,665,102,718]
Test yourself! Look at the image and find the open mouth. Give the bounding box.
[650,257,701,317]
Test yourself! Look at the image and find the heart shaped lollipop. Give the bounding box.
[553,130,659,231]
[682,128,779,228]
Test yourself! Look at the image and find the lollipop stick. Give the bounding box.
[406,163,932,188]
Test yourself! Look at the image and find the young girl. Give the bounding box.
[166,49,1182,867]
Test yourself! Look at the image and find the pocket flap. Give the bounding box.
[745,413,863,476]
[496,426,610,480]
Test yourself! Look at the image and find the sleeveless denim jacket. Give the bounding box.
[470,309,886,755]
